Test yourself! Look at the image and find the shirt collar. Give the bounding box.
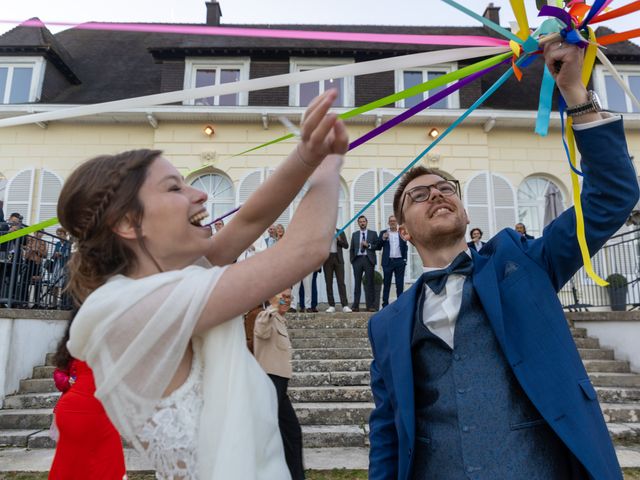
[422,249,472,273]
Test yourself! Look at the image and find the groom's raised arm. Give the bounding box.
[368,322,399,480]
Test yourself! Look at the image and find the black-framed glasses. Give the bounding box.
[399,180,461,222]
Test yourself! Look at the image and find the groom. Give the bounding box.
[367,41,638,479]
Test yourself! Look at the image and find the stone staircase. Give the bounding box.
[1,312,639,450]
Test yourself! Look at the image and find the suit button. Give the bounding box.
[457,388,466,395]
[461,425,470,433]
[454,354,462,361]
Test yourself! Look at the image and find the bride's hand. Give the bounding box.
[297,90,349,168]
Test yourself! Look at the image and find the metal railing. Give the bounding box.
[560,228,640,311]
[0,227,73,309]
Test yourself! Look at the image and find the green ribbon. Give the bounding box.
[0,217,60,245]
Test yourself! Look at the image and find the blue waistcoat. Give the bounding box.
[410,278,580,480]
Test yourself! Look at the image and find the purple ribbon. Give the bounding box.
[538,5,589,48]
[348,61,505,151]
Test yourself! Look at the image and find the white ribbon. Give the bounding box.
[0,46,508,128]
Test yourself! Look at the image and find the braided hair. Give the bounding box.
[57,149,162,305]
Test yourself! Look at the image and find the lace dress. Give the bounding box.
[136,342,204,479]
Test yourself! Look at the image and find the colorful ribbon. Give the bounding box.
[0,218,60,245]
[591,0,640,23]
[337,55,526,237]
[441,0,524,44]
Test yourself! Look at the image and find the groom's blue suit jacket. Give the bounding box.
[368,119,638,480]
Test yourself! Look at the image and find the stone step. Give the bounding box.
[291,372,370,388]
[18,378,57,394]
[290,386,372,403]
[608,423,640,442]
[301,425,367,448]
[289,328,367,339]
[292,359,371,373]
[3,392,60,410]
[0,429,43,448]
[286,317,369,330]
[291,338,371,349]
[293,402,373,426]
[578,348,615,360]
[574,337,600,349]
[292,348,372,361]
[591,373,640,388]
[27,430,56,449]
[32,365,56,379]
[597,387,640,404]
[45,353,55,367]
[601,404,640,424]
[570,327,587,338]
[0,409,52,430]
[583,360,631,374]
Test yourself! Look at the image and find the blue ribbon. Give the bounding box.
[558,95,584,177]
[336,56,527,237]
[535,65,556,137]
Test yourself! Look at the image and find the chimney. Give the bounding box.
[206,1,222,26]
[482,2,500,25]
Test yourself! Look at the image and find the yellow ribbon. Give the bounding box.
[568,27,607,286]
[510,0,531,41]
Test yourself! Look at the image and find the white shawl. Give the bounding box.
[68,262,290,479]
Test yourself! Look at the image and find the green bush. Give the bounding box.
[362,270,384,286]
[605,273,627,289]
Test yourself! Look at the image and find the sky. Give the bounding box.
[1,0,638,42]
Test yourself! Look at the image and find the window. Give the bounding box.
[465,172,517,239]
[184,57,249,106]
[594,65,640,113]
[0,57,45,104]
[517,176,565,239]
[289,58,354,107]
[36,170,63,234]
[4,168,62,232]
[395,64,459,109]
[190,173,235,221]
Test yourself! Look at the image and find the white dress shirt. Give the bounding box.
[330,236,338,253]
[421,250,471,349]
[388,231,402,258]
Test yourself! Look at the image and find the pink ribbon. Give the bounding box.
[6,18,510,47]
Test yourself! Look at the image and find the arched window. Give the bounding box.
[517,176,566,238]
[464,172,517,239]
[190,172,234,222]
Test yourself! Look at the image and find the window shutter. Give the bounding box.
[381,170,397,228]
[491,174,516,234]
[36,169,62,233]
[465,172,490,237]
[352,170,378,231]
[5,168,35,224]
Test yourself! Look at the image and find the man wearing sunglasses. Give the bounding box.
[368,41,637,480]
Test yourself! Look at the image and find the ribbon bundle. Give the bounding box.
[1,1,639,287]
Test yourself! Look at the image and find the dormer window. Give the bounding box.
[594,65,640,113]
[184,57,250,106]
[395,64,459,109]
[0,57,45,104]
[289,58,354,107]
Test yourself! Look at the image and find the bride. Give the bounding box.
[58,90,347,479]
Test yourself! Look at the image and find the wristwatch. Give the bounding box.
[565,90,602,117]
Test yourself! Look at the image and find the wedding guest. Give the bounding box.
[265,225,278,248]
[49,314,126,480]
[375,215,407,308]
[467,227,485,252]
[323,229,351,313]
[60,89,347,478]
[254,289,304,480]
[515,222,534,240]
[275,224,285,241]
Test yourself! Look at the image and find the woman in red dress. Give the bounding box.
[49,315,127,480]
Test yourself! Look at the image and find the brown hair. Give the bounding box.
[393,166,443,223]
[57,149,162,305]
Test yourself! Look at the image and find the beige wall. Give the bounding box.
[0,119,638,229]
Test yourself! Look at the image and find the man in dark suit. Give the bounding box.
[375,215,407,307]
[323,229,351,313]
[368,43,635,480]
[349,215,378,312]
[515,222,535,239]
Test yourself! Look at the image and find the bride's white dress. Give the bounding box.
[68,263,291,480]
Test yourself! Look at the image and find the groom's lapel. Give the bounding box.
[386,279,422,443]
